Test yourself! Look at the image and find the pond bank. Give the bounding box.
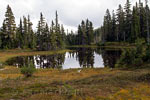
[0,49,71,63]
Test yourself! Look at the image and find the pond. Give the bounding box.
[6,47,122,69]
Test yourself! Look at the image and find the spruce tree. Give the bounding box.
[23,16,28,48]
[88,21,94,44]
[102,9,112,42]
[50,21,57,50]
[16,18,23,48]
[37,13,46,50]
[55,11,63,49]
[116,4,125,41]
[81,20,87,45]
[139,1,147,39]
[131,6,140,42]
[111,10,117,41]
[2,5,16,49]
[27,15,36,49]
[124,0,132,41]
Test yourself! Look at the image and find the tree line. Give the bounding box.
[66,19,94,45]
[0,5,65,50]
[100,0,150,43]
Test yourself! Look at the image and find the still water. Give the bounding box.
[6,48,122,69]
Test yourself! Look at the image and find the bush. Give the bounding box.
[115,39,145,68]
[115,49,136,68]
[21,62,36,77]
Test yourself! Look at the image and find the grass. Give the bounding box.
[0,49,71,63]
[67,45,98,48]
[0,66,150,100]
[67,43,135,49]
[0,49,150,100]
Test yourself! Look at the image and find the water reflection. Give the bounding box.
[6,48,122,69]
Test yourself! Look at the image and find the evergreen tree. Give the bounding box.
[88,21,94,44]
[23,16,28,48]
[131,6,140,42]
[111,10,117,41]
[16,18,23,48]
[124,0,132,42]
[50,21,57,50]
[81,20,87,45]
[61,24,66,45]
[37,13,46,50]
[77,25,82,45]
[27,15,36,49]
[2,5,16,49]
[139,1,147,39]
[55,11,64,49]
[116,4,125,41]
[103,9,112,42]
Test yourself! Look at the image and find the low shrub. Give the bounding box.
[20,62,36,77]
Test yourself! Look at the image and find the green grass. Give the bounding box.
[67,45,98,48]
[0,67,150,100]
[0,49,71,63]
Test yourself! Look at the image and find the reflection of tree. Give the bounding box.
[70,48,95,68]
[6,53,66,69]
[6,47,122,69]
[100,49,121,68]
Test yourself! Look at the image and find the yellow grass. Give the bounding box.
[0,49,149,100]
[0,49,71,62]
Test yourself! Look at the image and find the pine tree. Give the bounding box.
[88,21,94,44]
[116,4,125,41]
[16,18,23,48]
[131,6,140,42]
[2,5,16,49]
[124,0,132,41]
[81,20,87,45]
[139,1,147,39]
[23,16,28,48]
[86,19,90,44]
[61,24,66,45]
[111,10,117,41]
[102,9,112,42]
[27,15,36,49]
[50,20,57,50]
[55,11,64,49]
[37,13,46,50]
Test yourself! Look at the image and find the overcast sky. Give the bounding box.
[0,0,145,32]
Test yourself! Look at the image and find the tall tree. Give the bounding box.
[145,0,150,44]
[23,16,28,48]
[139,0,147,39]
[116,4,125,41]
[102,9,112,42]
[2,5,16,49]
[37,13,46,50]
[50,20,57,50]
[124,0,132,41]
[131,6,140,42]
[55,11,64,49]
[81,20,87,45]
[88,21,94,44]
[111,10,117,41]
[16,18,23,48]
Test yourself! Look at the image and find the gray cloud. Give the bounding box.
[0,0,143,31]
